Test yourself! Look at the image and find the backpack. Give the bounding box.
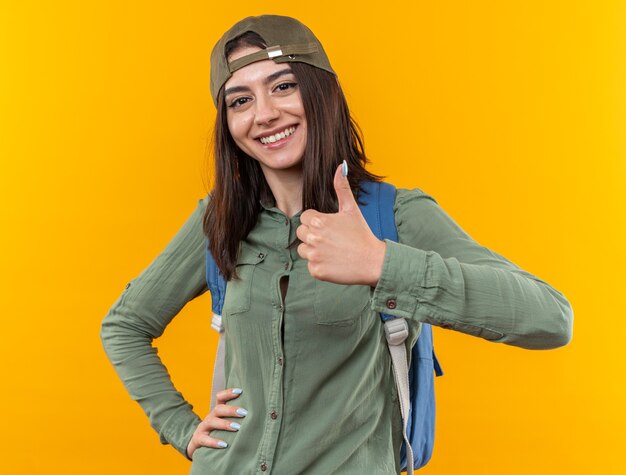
[206,180,444,474]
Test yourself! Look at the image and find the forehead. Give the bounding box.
[224,46,294,90]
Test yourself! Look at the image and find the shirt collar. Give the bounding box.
[259,198,303,221]
[259,197,276,211]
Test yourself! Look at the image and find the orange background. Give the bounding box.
[1,1,625,474]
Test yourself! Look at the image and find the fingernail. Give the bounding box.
[232,388,243,395]
[236,408,248,417]
[230,422,241,430]
[217,441,228,448]
[341,160,348,177]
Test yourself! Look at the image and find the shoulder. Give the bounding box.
[191,193,211,220]
[174,193,211,235]
[393,186,439,210]
[198,193,211,209]
[389,185,476,249]
[391,186,444,236]
[361,181,441,224]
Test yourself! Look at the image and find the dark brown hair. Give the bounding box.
[203,31,383,280]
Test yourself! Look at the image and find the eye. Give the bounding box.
[274,82,297,93]
[228,96,251,109]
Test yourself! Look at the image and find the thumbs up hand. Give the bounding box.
[296,163,387,287]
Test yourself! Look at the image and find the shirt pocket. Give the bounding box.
[222,243,268,316]
[314,281,370,327]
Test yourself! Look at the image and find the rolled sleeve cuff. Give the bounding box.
[370,239,427,319]
[159,406,203,461]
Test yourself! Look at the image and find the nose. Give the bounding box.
[254,94,280,126]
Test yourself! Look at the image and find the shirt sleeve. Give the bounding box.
[100,195,210,460]
[370,188,574,349]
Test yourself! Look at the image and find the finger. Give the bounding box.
[300,209,324,227]
[204,414,242,432]
[295,223,309,243]
[297,242,311,260]
[198,434,230,449]
[333,163,357,213]
[215,388,242,405]
[297,227,322,246]
[213,404,249,418]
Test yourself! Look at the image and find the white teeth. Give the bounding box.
[260,126,296,144]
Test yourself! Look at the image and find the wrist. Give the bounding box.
[186,439,197,460]
[368,239,387,288]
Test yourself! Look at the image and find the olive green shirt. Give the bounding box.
[100,187,573,474]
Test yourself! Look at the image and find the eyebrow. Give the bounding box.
[223,68,294,98]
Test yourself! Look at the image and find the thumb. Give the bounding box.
[333,160,357,213]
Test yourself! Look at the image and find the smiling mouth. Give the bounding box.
[259,126,297,145]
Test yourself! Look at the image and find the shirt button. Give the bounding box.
[277,356,283,366]
[284,262,289,270]
[386,298,397,309]
[278,304,284,312]
[260,462,268,471]
[270,410,278,420]
[284,218,289,225]
[258,252,265,259]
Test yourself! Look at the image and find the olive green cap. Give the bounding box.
[209,15,336,106]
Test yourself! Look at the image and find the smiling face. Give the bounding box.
[223,46,307,180]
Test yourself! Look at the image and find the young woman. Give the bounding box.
[100,15,573,474]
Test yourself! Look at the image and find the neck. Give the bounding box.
[261,166,303,219]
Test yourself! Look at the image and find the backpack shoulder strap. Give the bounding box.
[205,245,227,409]
[358,180,416,474]
[358,180,398,242]
[206,246,227,332]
